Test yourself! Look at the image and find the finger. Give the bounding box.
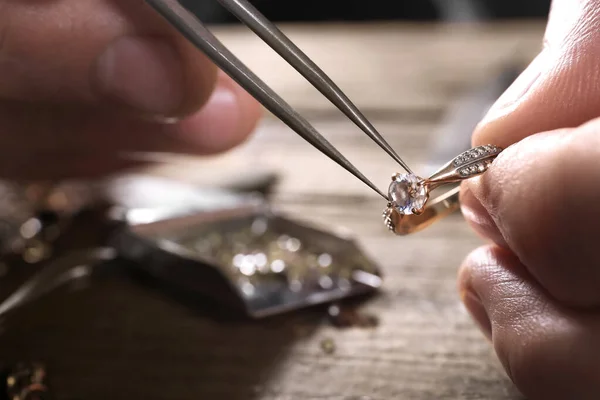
[473,0,600,147]
[459,184,508,248]
[461,119,600,307]
[175,72,263,153]
[0,74,263,180]
[0,0,217,117]
[459,245,600,400]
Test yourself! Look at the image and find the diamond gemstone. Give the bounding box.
[388,174,427,215]
[453,145,501,167]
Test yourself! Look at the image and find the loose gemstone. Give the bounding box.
[388,174,427,214]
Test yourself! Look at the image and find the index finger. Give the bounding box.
[473,0,600,147]
[462,118,600,308]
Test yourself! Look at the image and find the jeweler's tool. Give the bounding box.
[145,0,504,236]
[144,0,416,201]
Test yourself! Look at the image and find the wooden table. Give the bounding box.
[0,22,545,399]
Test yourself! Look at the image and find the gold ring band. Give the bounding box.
[383,145,502,235]
[384,186,460,235]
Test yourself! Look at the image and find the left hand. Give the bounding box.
[0,0,262,180]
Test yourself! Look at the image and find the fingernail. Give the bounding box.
[95,36,184,115]
[481,50,547,123]
[175,86,243,152]
[461,289,492,341]
[460,183,508,248]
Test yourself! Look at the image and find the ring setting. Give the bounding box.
[383,144,503,235]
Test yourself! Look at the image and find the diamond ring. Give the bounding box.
[382,145,503,235]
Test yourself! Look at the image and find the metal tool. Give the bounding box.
[145,0,415,201]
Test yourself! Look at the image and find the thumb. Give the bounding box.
[473,0,600,146]
[0,0,217,118]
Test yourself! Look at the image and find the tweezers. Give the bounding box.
[144,0,414,201]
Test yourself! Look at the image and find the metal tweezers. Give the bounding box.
[145,0,414,200]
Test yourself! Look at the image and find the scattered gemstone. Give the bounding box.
[327,304,380,329]
[285,237,301,252]
[239,256,256,276]
[320,338,336,354]
[318,253,333,267]
[241,281,256,296]
[319,275,334,289]
[232,253,245,267]
[270,259,285,273]
[255,253,269,273]
[388,174,427,215]
[276,235,290,249]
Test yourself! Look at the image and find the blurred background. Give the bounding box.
[182,0,551,24]
[0,3,553,400]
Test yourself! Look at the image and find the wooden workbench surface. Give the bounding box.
[0,22,545,399]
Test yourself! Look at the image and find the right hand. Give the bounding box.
[458,1,600,398]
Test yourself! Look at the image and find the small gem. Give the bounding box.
[388,174,427,215]
[320,338,336,354]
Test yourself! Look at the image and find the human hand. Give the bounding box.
[458,1,600,398]
[0,0,262,181]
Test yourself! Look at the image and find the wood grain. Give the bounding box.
[0,22,546,399]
